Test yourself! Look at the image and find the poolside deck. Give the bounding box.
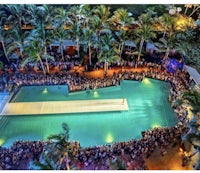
[1,98,128,115]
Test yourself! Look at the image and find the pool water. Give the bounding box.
[0,79,177,148]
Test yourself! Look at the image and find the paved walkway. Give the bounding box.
[144,144,195,170]
[73,66,148,79]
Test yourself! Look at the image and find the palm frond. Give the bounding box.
[20,56,38,67]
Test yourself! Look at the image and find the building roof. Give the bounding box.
[50,40,76,47]
[185,65,200,86]
[9,53,19,59]
[125,40,136,47]
[146,42,159,51]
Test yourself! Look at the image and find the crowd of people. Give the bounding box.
[0,57,194,170]
[0,140,46,170]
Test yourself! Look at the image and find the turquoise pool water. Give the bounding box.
[0,79,177,148]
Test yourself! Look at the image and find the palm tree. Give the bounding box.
[109,8,135,60]
[67,5,91,58]
[27,4,55,73]
[158,13,174,39]
[46,123,72,170]
[92,5,110,28]
[67,17,81,58]
[155,34,177,60]
[33,123,73,170]
[155,17,177,58]
[54,6,70,27]
[0,21,9,62]
[0,4,30,60]
[53,6,71,61]
[53,25,69,61]
[0,4,28,29]
[91,5,111,58]
[155,13,185,59]
[82,26,97,66]
[21,37,54,75]
[114,29,130,59]
[98,31,120,73]
[134,13,156,61]
[5,26,30,59]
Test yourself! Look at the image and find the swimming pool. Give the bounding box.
[0,78,177,148]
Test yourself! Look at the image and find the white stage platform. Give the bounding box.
[1,98,128,116]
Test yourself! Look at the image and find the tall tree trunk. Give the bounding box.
[189,150,199,158]
[162,26,167,39]
[120,41,124,60]
[60,41,64,61]
[45,57,49,73]
[44,44,49,73]
[189,6,200,17]
[58,151,70,170]
[1,41,9,62]
[137,37,145,61]
[89,42,92,65]
[184,6,189,15]
[76,37,80,58]
[194,158,200,170]
[65,152,70,170]
[96,34,100,60]
[164,47,170,59]
[38,54,46,75]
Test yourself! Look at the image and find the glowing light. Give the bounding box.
[176,7,182,12]
[179,147,183,153]
[42,88,48,94]
[3,25,9,31]
[152,124,161,128]
[175,15,195,31]
[93,90,99,98]
[105,132,114,143]
[147,100,153,106]
[0,139,5,146]
[169,8,176,15]
[142,78,151,85]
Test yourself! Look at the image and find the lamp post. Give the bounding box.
[104,60,108,76]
